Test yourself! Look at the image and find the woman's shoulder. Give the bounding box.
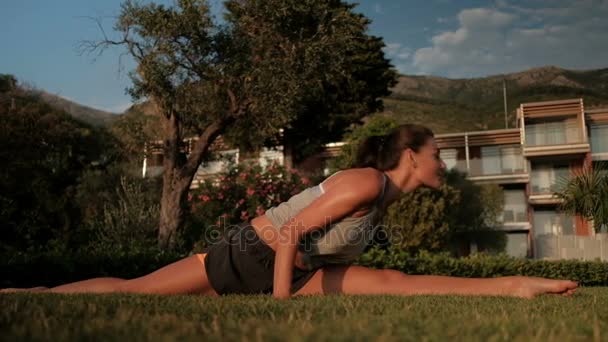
[321,168,384,200]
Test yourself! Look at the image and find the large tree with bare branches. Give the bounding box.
[84,0,395,249]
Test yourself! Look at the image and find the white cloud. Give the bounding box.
[412,2,608,77]
[383,43,412,64]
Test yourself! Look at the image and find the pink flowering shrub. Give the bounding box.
[184,162,318,251]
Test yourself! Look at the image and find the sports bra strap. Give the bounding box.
[376,173,388,206]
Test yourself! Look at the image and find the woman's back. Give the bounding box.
[263,170,388,270]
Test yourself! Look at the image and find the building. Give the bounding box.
[142,98,608,260]
[141,136,284,188]
[436,98,608,260]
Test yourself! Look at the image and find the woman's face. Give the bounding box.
[410,138,446,189]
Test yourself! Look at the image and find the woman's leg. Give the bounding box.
[1,254,218,296]
[294,265,577,298]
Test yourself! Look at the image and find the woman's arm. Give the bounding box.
[272,169,383,299]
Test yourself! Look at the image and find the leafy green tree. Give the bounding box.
[0,78,118,252]
[383,170,505,255]
[555,162,608,233]
[85,0,396,249]
[109,104,162,162]
[328,115,399,171]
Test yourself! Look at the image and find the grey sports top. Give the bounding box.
[264,171,387,270]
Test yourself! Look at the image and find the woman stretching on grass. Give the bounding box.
[2,124,577,299]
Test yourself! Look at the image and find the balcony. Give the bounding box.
[528,163,569,205]
[523,120,590,157]
[437,129,529,184]
[519,99,590,157]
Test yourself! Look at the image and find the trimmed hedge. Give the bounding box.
[0,250,186,288]
[358,249,608,287]
[2,249,607,288]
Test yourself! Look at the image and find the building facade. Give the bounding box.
[436,98,608,260]
[142,98,608,260]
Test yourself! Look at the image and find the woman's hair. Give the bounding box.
[353,124,434,171]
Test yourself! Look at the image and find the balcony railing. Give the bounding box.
[524,121,584,146]
[468,145,525,177]
[530,165,569,194]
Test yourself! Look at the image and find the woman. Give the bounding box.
[2,124,577,298]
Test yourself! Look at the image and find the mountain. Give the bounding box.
[381,66,608,134]
[36,91,119,127]
[29,66,608,134]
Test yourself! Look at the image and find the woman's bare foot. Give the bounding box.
[511,276,578,298]
[0,286,49,293]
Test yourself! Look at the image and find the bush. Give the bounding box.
[183,162,320,251]
[2,248,607,288]
[78,174,164,254]
[0,249,185,288]
[357,248,608,286]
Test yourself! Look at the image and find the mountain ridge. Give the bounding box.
[32,65,608,134]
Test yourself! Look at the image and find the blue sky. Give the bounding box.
[1,0,607,113]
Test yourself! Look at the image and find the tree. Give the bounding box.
[328,114,399,171]
[84,0,396,249]
[0,78,117,252]
[555,162,608,233]
[383,170,505,255]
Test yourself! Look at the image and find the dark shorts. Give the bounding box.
[203,222,319,295]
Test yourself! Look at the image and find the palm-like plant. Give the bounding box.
[554,162,608,233]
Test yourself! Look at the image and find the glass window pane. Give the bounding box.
[533,210,575,236]
[504,190,527,223]
[530,163,569,194]
[505,232,528,258]
[440,149,458,170]
[480,146,500,175]
[591,124,608,154]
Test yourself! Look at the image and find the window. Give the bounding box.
[440,148,466,172]
[505,232,528,258]
[500,146,525,173]
[533,210,574,236]
[469,145,524,176]
[503,190,527,224]
[530,163,569,194]
[590,124,608,155]
[480,146,500,175]
[197,149,239,175]
[525,119,581,146]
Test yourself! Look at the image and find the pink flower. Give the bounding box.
[301,177,310,185]
[217,192,224,200]
[199,195,210,202]
[237,199,245,206]
[246,187,255,196]
[239,172,248,180]
[240,211,250,220]
[187,194,193,201]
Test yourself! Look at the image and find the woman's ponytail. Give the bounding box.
[352,124,434,171]
[353,135,389,169]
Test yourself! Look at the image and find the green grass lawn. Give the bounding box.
[2,288,607,341]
